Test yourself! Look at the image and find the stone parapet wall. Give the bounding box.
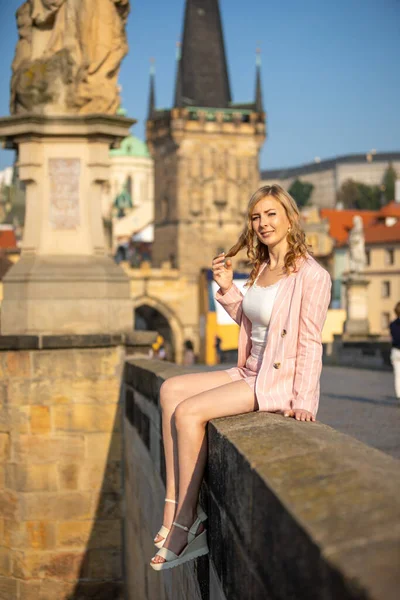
[0,332,156,600]
[124,359,400,600]
[326,336,392,370]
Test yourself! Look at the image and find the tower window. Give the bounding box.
[381,281,391,298]
[385,248,394,266]
[381,312,390,330]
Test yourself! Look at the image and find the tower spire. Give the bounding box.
[174,0,231,108]
[255,46,264,113]
[174,41,183,108]
[148,58,156,119]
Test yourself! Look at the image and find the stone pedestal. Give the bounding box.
[342,274,370,337]
[0,333,156,600]
[0,114,135,335]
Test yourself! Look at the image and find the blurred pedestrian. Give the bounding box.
[158,344,166,360]
[214,335,222,364]
[389,301,400,399]
[183,340,195,366]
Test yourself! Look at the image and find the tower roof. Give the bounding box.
[255,48,264,113]
[174,0,231,109]
[148,59,156,119]
[110,135,150,159]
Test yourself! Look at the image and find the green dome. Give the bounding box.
[110,135,150,159]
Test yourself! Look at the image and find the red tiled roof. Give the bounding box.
[364,220,400,244]
[0,229,18,250]
[378,200,400,217]
[320,209,378,244]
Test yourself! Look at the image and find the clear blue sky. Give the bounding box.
[0,0,399,172]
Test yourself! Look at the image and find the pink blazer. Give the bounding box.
[215,255,331,416]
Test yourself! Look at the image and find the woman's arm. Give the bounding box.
[292,268,332,417]
[215,284,244,326]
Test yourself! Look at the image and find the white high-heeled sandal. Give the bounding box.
[150,515,209,571]
[154,498,207,549]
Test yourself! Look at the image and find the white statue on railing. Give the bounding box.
[349,215,367,274]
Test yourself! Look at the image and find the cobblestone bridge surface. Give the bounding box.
[193,363,400,460]
[318,365,400,460]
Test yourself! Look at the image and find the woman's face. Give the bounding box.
[251,196,291,250]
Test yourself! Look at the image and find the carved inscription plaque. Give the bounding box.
[49,158,81,229]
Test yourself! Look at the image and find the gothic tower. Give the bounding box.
[146,0,266,277]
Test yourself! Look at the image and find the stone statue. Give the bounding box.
[10,0,130,116]
[349,215,367,273]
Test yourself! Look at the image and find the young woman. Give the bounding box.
[150,184,332,570]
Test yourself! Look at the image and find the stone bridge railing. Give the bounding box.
[124,359,400,600]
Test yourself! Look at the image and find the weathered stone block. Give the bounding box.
[58,463,80,491]
[19,579,77,600]
[21,492,93,520]
[80,547,122,580]
[14,435,85,463]
[31,348,122,380]
[0,408,8,434]
[4,351,31,378]
[0,387,7,410]
[0,547,11,577]
[0,491,18,520]
[8,378,121,407]
[64,378,121,404]
[13,549,84,581]
[13,407,30,435]
[87,519,122,550]
[56,521,92,548]
[96,492,122,520]
[0,435,10,462]
[3,520,23,549]
[54,404,120,433]
[26,521,57,551]
[7,464,58,493]
[30,406,51,435]
[15,579,41,600]
[85,432,122,461]
[0,574,17,600]
[80,460,121,493]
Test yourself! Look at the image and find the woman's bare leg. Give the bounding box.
[154,370,234,543]
[152,379,256,563]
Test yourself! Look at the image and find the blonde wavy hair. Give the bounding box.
[225,184,310,286]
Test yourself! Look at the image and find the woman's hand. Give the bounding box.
[212,253,233,293]
[283,408,315,422]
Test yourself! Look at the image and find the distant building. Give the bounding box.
[362,201,400,335]
[322,200,400,336]
[0,224,20,305]
[321,207,379,307]
[0,165,26,235]
[299,205,333,270]
[261,152,400,208]
[0,166,13,187]
[102,134,154,252]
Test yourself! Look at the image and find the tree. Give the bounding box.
[337,179,359,208]
[337,179,381,210]
[288,179,314,208]
[356,182,381,210]
[382,163,397,203]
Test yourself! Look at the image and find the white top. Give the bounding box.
[242,278,281,353]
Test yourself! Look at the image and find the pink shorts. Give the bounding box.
[224,351,262,392]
